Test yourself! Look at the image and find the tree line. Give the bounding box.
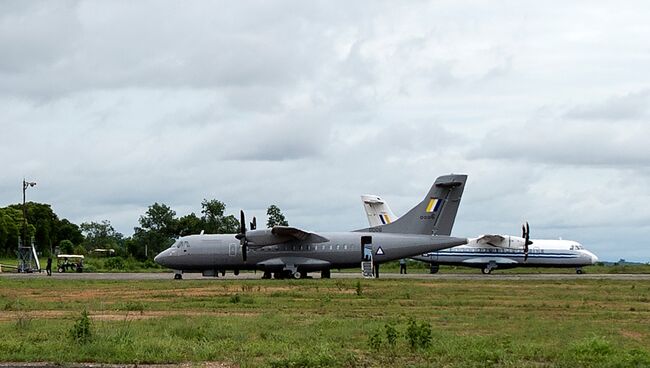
[0,200,288,260]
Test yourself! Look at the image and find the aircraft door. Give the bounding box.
[361,236,374,277]
[361,236,373,262]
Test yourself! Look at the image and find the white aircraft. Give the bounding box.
[361,195,598,274]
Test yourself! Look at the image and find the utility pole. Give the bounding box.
[18,179,37,272]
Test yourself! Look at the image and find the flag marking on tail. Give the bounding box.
[425,198,442,213]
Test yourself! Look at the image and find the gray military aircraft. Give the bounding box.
[154,174,468,279]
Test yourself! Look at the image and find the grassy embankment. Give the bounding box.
[1,277,649,367]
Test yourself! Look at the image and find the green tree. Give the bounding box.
[138,203,177,238]
[59,240,74,254]
[80,220,123,251]
[9,202,57,251]
[266,205,289,228]
[200,199,239,234]
[56,219,84,247]
[133,203,178,259]
[177,213,203,236]
[0,207,34,256]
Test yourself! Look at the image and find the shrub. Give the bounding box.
[105,257,126,270]
[69,310,92,344]
[385,323,398,347]
[73,245,86,255]
[368,331,382,351]
[230,294,241,304]
[405,318,432,350]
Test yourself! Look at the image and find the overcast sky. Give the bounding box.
[2,1,649,262]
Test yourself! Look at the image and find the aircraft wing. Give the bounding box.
[246,226,329,247]
[476,235,506,247]
[271,226,329,243]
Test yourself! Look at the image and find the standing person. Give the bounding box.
[45,256,52,276]
[399,258,407,274]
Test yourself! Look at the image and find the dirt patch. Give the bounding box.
[619,329,645,341]
[0,363,234,368]
[0,310,260,322]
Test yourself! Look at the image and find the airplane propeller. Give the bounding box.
[250,217,257,231]
[235,210,248,261]
[522,222,533,261]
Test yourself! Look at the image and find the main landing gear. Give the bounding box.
[265,270,308,279]
[321,269,331,279]
[576,268,584,274]
[173,270,183,280]
[429,263,440,274]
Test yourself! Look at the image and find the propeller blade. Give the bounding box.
[238,210,248,262]
[250,217,257,230]
[523,221,530,262]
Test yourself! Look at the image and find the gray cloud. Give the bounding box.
[566,90,650,121]
[2,1,650,262]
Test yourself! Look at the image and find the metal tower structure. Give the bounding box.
[18,179,39,273]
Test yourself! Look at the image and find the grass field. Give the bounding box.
[1,277,649,367]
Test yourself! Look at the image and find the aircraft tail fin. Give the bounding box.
[375,174,467,235]
[361,195,398,227]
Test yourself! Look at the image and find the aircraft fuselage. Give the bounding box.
[154,232,467,273]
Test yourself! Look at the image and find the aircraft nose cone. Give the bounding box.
[590,253,599,264]
[154,251,166,266]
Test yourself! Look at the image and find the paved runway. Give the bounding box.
[2,271,649,281]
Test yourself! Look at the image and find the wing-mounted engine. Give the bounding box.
[476,234,526,250]
[475,222,534,261]
[244,229,291,246]
[236,211,330,261]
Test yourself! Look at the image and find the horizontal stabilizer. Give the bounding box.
[435,177,465,188]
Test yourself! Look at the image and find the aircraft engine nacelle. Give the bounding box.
[244,229,291,246]
[476,235,527,250]
[500,236,526,250]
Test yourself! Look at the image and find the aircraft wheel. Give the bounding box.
[481,266,492,275]
[273,272,283,279]
[234,269,240,276]
[576,268,583,274]
[262,271,272,279]
[429,264,440,274]
[174,273,183,280]
[321,269,331,279]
